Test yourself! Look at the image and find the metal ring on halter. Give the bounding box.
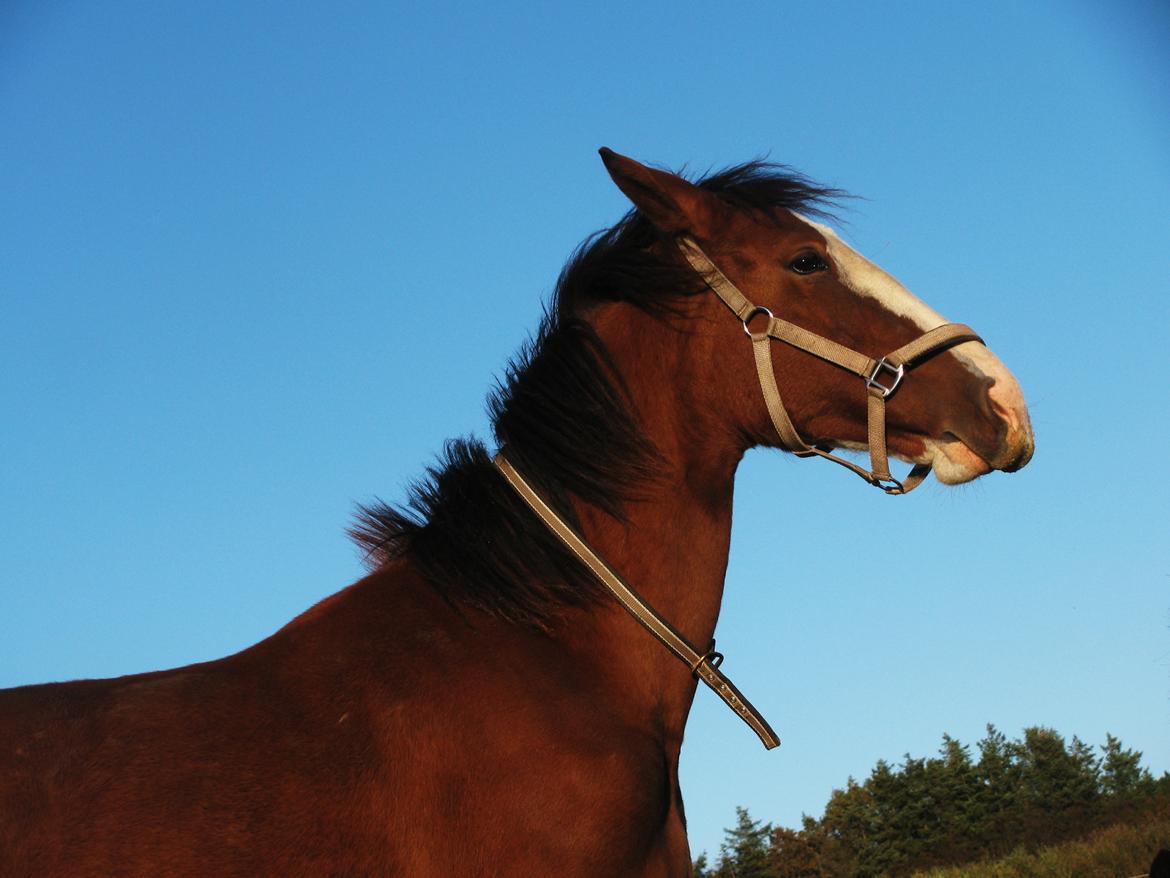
[741,306,773,337]
[873,475,906,494]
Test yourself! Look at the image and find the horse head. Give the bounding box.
[599,148,1033,488]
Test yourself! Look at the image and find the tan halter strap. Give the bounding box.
[493,452,780,750]
[678,237,983,494]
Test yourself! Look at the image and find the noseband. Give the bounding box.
[493,234,986,748]
[678,237,983,494]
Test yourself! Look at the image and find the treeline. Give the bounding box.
[694,725,1169,878]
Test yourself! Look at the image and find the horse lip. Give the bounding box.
[907,433,990,485]
[940,433,992,473]
[942,425,1034,475]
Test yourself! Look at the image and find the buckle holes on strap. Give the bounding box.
[742,306,773,338]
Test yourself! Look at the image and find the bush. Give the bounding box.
[910,810,1170,878]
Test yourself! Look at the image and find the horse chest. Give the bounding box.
[371,734,685,875]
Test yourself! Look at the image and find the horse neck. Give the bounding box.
[565,302,744,742]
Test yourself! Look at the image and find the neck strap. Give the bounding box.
[678,237,983,494]
[493,453,780,749]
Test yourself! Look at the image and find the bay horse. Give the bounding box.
[0,150,1033,876]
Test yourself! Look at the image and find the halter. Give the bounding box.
[678,237,983,494]
[492,235,986,749]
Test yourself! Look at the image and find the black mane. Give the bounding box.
[350,160,843,627]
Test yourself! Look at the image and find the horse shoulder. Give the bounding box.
[343,566,690,874]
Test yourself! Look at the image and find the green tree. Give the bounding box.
[769,821,822,878]
[716,806,774,878]
[1011,726,1099,816]
[733,726,1164,878]
[818,777,870,876]
[974,723,1018,824]
[1100,733,1153,797]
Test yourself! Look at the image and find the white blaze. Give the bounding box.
[797,216,1033,479]
[801,218,945,332]
[800,216,1014,390]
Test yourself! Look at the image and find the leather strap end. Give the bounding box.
[694,661,781,750]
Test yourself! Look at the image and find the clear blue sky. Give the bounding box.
[2,0,1168,862]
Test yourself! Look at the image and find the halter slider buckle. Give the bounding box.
[866,358,905,399]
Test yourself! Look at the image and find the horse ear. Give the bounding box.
[599,147,716,237]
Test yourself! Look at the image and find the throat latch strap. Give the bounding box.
[679,237,983,494]
[493,452,781,750]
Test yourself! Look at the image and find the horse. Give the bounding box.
[0,149,1033,876]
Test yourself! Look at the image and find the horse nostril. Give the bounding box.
[976,374,997,420]
[987,378,1029,434]
[1000,432,1035,472]
[985,381,1035,471]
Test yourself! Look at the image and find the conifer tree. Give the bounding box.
[1100,733,1152,797]
[716,806,773,878]
[1012,727,1099,815]
[768,822,821,878]
[718,726,1164,878]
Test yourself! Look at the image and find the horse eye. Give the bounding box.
[790,253,828,275]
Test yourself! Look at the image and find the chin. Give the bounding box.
[923,438,992,485]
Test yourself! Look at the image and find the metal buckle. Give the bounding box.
[690,642,725,677]
[872,474,905,494]
[866,358,905,398]
[741,306,773,337]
